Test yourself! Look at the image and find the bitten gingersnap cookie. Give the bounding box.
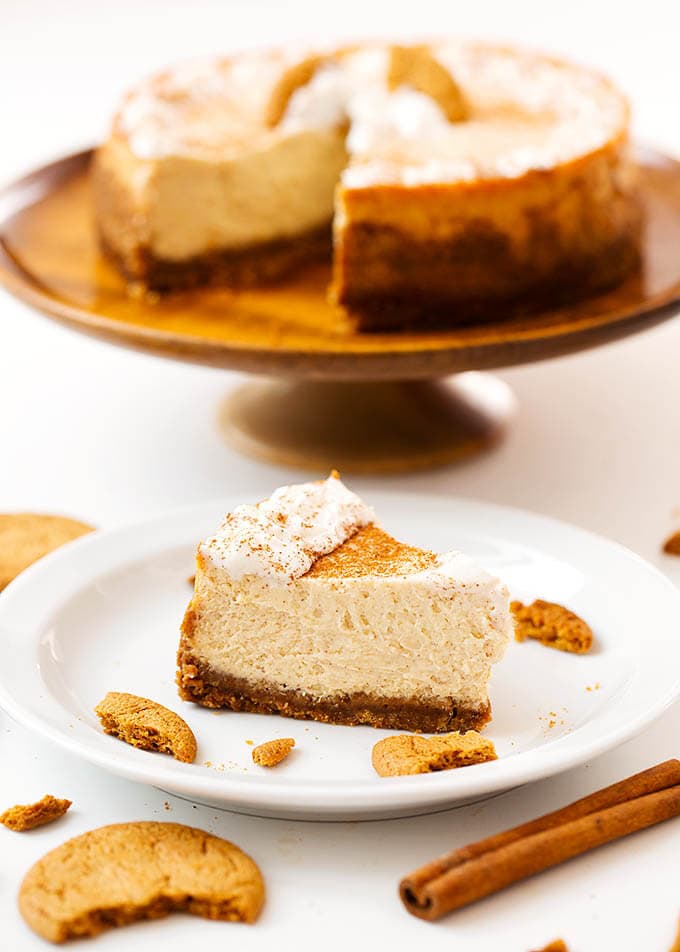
[372,731,497,777]
[252,738,295,767]
[0,513,94,591]
[0,795,71,832]
[94,692,197,763]
[511,599,593,654]
[19,821,265,942]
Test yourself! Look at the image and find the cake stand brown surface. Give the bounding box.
[1,146,679,471]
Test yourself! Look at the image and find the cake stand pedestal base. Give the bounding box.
[218,372,516,474]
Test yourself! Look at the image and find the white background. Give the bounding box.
[3,1,680,949]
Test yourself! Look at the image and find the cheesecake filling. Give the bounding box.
[186,566,510,709]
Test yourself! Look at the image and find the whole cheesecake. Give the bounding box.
[177,474,511,732]
[95,42,641,329]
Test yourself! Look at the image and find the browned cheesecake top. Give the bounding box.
[111,41,629,186]
[307,524,437,579]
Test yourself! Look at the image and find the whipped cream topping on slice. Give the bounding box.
[200,475,374,582]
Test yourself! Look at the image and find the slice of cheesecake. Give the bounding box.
[178,475,511,732]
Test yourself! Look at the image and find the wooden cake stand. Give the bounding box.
[2,147,680,472]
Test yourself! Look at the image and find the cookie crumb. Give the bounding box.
[372,731,496,777]
[18,821,264,942]
[245,739,254,746]
[512,599,593,654]
[0,795,71,832]
[94,692,197,763]
[585,682,601,692]
[187,574,196,586]
[252,738,295,767]
[530,941,569,952]
[266,55,325,126]
[663,531,680,556]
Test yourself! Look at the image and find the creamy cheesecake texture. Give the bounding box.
[178,476,511,731]
[95,42,640,326]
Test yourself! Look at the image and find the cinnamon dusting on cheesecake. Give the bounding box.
[307,525,436,579]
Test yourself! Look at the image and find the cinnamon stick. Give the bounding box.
[400,759,680,921]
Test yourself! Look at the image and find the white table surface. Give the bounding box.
[3,1,680,949]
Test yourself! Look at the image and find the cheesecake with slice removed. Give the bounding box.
[177,474,511,732]
[95,41,640,329]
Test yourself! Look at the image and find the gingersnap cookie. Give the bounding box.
[252,738,295,767]
[512,599,593,654]
[94,692,197,763]
[0,795,71,832]
[0,513,94,591]
[19,821,264,942]
[372,731,497,777]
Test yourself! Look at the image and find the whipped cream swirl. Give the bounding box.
[200,475,374,582]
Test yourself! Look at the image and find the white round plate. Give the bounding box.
[0,494,678,821]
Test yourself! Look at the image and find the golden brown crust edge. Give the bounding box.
[332,135,642,329]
